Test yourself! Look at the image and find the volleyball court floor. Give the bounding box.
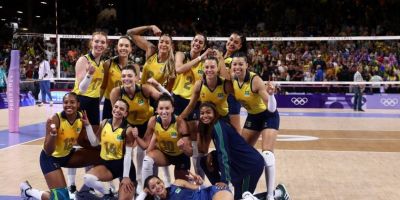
[0,104,399,200]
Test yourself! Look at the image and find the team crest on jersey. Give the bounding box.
[217,93,224,99]
[200,92,205,98]
[138,99,144,105]
[116,134,124,141]
[244,90,250,96]
[76,127,81,133]
[175,188,181,194]
[171,132,177,138]
[198,69,204,75]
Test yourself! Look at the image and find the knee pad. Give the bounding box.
[142,155,155,170]
[83,174,98,186]
[50,187,70,200]
[262,151,275,167]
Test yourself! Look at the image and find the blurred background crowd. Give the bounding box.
[0,0,399,94]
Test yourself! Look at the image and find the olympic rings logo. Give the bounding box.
[291,97,308,105]
[380,98,399,107]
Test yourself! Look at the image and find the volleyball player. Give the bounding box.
[72,31,108,134]
[109,65,167,190]
[100,35,140,120]
[172,33,212,179]
[133,94,193,186]
[80,99,136,199]
[229,52,290,200]
[127,25,176,89]
[138,173,233,200]
[20,92,101,200]
[222,32,248,133]
[197,102,264,200]
[127,25,176,185]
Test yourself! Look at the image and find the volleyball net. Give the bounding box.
[13,33,400,94]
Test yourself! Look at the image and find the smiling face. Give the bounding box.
[203,58,219,79]
[157,100,174,121]
[63,93,79,115]
[112,100,128,119]
[199,105,216,125]
[158,35,173,54]
[231,56,248,78]
[91,33,107,57]
[121,68,136,88]
[146,177,166,197]
[191,34,206,54]
[226,33,242,53]
[117,37,132,58]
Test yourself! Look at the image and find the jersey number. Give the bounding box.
[63,138,75,151]
[104,142,118,157]
[159,141,175,153]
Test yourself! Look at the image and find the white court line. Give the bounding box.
[0,137,45,151]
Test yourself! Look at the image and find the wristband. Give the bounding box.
[49,124,57,136]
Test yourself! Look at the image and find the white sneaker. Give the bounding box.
[38,102,44,106]
[241,191,259,200]
[276,184,291,200]
[50,101,53,106]
[20,181,32,199]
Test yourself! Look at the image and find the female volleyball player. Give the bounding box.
[100,35,140,120]
[197,102,264,200]
[81,98,136,200]
[172,33,213,179]
[20,92,101,200]
[229,52,290,200]
[109,65,168,190]
[222,32,248,133]
[72,31,108,133]
[137,172,233,200]
[127,25,176,89]
[132,94,193,185]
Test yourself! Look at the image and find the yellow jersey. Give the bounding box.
[199,77,229,117]
[72,53,105,98]
[103,57,123,100]
[50,111,83,158]
[172,52,204,99]
[120,85,154,125]
[100,119,126,160]
[141,54,167,85]
[154,115,182,156]
[233,71,266,114]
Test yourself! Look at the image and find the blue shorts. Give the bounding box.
[173,94,199,121]
[196,185,230,200]
[244,109,280,131]
[101,158,136,182]
[78,95,100,125]
[129,121,148,138]
[102,98,112,120]
[163,152,191,171]
[228,94,241,115]
[40,149,75,175]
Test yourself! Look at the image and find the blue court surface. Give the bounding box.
[0,122,45,150]
[0,196,20,200]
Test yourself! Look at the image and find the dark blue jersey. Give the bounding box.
[212,119,264,184]
[167,184,226,200]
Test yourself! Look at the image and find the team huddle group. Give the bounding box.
[20,25,290,200]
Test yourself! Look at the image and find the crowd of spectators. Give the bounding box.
[0,0,399,94]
